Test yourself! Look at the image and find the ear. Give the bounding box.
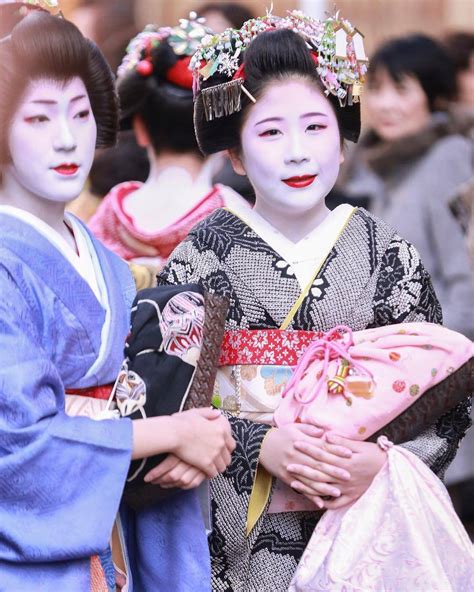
[132,115,151,148]
[339,145,345,165]
[227,148,246,176]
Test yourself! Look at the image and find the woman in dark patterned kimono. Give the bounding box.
[156,11,471,591]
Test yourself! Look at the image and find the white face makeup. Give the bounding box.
[6,76,97,204]
[366,68,431,141]
[230,79,343,222]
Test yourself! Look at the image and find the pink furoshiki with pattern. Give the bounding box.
[270,322,473,515]
[271,322,474,591]
[289,443,474,592]
[274,322,473,438]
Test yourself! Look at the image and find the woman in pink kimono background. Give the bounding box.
[89,17,247,275]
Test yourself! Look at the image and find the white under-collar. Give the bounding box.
[228,202,354,289]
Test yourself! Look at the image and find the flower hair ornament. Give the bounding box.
[0,0,57,7]
[190,9,368,122]
[117,12,212,88]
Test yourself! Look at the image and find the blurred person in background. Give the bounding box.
[71,0,138,72]
[444,31,474,266]
[337,34,474,341]
[197,1,254,33]
[445,31,474,110]
[89,16,248,284]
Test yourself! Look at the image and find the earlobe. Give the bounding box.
[132,115,151,148]
[339,148,345,165]
[227,148,247,176]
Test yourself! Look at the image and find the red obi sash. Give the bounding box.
[65,384,114,400]
[219,329,331,366]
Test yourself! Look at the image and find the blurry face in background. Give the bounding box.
[6,76,97,203]
[366,67,431,141]
[200,10,232,34]
[229,79,343,220]
[457,53,474,108]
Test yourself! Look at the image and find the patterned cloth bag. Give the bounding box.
[275,322,473,439]
[271,322,473,515]
[274,323,474,591]
[289,442,474,592]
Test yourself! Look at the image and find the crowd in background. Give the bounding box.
[65,1,473,533]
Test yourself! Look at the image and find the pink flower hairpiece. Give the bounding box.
[117,13,211,81]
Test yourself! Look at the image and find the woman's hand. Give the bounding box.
[259,424,353,507]
[144,454,207,490]
[288,433,387,509]
[143,408,235,483]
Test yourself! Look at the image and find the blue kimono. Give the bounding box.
[0,209,210,591]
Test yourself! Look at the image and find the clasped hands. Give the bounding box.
[144,408,235,490]
[260,423,388,510]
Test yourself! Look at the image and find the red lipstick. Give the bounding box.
[53,163,79,176]
[282,174,317,188]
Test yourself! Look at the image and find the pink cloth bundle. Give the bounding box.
[289,444,474,592]
[275,322,473,439]
[269,321,472,515]
[273,322,474,590]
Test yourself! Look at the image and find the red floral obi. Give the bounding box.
[216,329,322,422]
[218,329,322,367]
[66,385,114,400]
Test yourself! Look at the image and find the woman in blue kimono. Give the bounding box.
[0,5,234,591]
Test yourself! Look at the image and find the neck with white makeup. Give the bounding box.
[254,197,330,243]
[0,168,74,246]
[146,148,205,184]
[123,147,212,232]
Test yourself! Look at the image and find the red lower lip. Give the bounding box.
[282,175,317,188]
[53,164,79,176]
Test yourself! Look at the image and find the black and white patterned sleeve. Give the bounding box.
[372,235,472,479]
[158,235,207,286]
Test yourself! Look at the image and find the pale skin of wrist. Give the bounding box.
[129,408,235,483]
[131,416,180,460]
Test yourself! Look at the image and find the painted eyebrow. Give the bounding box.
[30,95,87,105]
[254,116,283,127]
[301,112,329,119]
[255,112,329,126]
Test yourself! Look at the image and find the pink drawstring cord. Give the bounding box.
[281,325,373,406]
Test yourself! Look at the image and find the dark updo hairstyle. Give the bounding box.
[0,10,118,165]
[194,29,360,156]
[118,40,199,155]
[369,34,456,112]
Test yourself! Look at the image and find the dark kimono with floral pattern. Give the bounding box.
[159,207,471,592]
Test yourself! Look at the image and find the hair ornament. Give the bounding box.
[191,9,368,121]
[0,0,60,44]
[0,0,59,7]
[24,0,57,6]
[201,78,243,121]
[136,59,153,77]
[117,14,212,84]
